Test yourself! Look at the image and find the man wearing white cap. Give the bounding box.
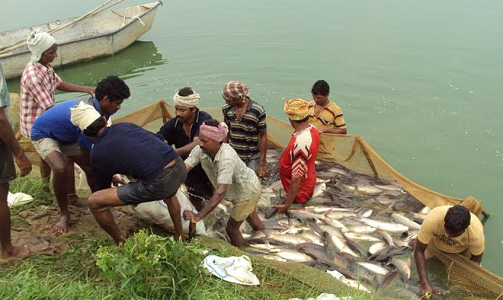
[71,103,187,244]
[30,76,130,234]
[19,29,95,201]
[156,87,213,210]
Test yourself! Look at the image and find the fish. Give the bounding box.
[374,184,403,191]
[345,238,368,258]
[322,217,349,232]
[376,270,398,293]
[264,207,278,219]
[360,209,373,218]
[347,225,376,234]
[325,211,357,220]
[274,248,317,263]
[312,181,327,198]
[368,242,387,255]
[324,231,360,258]
[327,270,371,293]
[300,230,324,246]
[391,257,411,282]
[356,262,389,276]
[305,197,333,206]
[374,230,396,247]
[289,210,324,221]
[374,246,409,262]
[357,185,382,195]
[360,218,409,233]
[268,234,310,245]
[262,255,287,262]
[344,232,381,242]
[391,213,422,230]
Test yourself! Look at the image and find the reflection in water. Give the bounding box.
[6,41,166,92]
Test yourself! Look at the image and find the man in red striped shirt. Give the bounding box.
[274,99,320,214]
[19,29,94,203]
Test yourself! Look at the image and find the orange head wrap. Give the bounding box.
[284,98,309,121]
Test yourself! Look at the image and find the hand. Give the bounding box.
[183,210,199,222]
[273,203,291,214]
[14,153,32,177]
[112,175,125,186]
[173,232,187,243]
[257,165,268,178]
[420,281,439,299]
[87,87,96,96]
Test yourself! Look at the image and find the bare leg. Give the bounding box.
[0,183,29,259]
[246,212,265,231]
[163,195,186,241]
[226,217,245,247]
[44,151,71,234]
[39,156,51,192]
[71,152,96,192]
[88,187,126,244]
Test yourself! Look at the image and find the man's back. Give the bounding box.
[31,99,79,142]
[417,205,485,255]
[92,122,178,189]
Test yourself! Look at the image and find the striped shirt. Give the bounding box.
[20,61,62,137]
[308,100,346,160]
[222,99,267,162]
[185,144,261,203]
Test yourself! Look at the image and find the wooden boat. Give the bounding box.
[0,1,162,79]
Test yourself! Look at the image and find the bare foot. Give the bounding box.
[68,194,88,208]
[1,245,30,261]
[54,215,70,234]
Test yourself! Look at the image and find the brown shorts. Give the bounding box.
[230,192,261,222]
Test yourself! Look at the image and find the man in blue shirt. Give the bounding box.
[71,103,187,243]
[157,87,213,210]
[31,76,130,234]
[1,63,32,259]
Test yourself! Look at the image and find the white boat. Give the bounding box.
[0,1,162,79]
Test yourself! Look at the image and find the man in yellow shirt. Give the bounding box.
[414,205,484,297]
[307,80,346,160]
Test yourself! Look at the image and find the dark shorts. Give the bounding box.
[0,142,16,184]
[117,157,187,205]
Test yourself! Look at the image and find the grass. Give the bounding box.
[1,177,375,300]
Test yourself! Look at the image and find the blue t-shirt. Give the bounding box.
[31,99,80,143]
[91,122,179,190]
[30,97,109,150]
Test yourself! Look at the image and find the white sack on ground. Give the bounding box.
[202,254,260,286]
[7,192,33,207]
[130,189,206,235]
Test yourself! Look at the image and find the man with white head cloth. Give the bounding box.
[156,87,213,210]
[71,103,187,244]
[19,29,95,202]
[182,119,265,247]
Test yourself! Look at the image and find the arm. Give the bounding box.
[274,177,301,214]
[257,130,268,177]
[0,107,32,176]
[184,163,194,173]
[183,184,228,221]
[175,137,200,157]
[57,81,95,95]
[320,127,347,134]
[414,240,438,297]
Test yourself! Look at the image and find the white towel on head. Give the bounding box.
[70,102,101,131]
[173,92,200,108]
[27,29,56,63]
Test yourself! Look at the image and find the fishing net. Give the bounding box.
[12,99,502,299]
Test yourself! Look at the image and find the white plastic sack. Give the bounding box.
[7,192,33,207]
[130,189,206,235]
[202,254,260,286]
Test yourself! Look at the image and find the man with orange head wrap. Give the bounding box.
[273,99,320,214]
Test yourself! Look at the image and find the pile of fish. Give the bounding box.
[205,149,438,298]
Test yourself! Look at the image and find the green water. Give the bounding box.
[2,0,502,276]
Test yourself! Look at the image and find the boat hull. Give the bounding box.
[0,2,161,79]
